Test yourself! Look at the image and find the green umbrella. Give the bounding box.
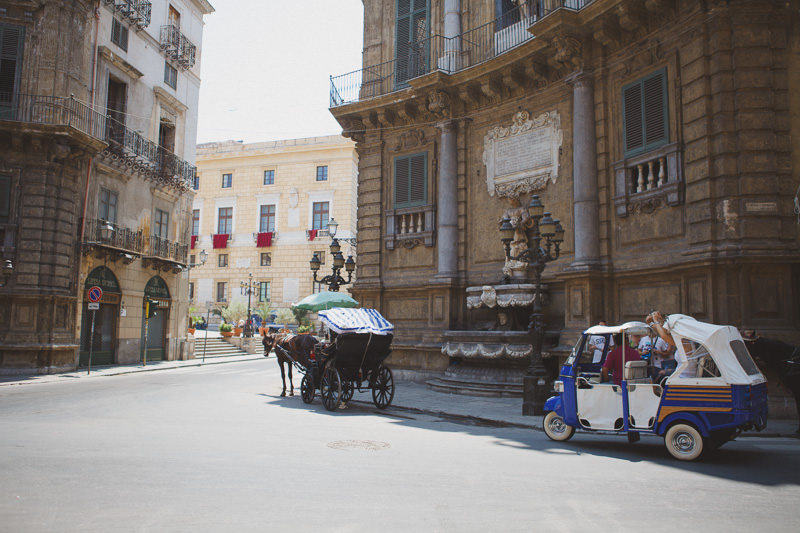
[292,291,359,312]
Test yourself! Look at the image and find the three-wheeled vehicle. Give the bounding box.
[543,314,768,460]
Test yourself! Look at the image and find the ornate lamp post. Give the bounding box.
[309,236,355,292]
[499,195,565,416]
[240,272,258,337]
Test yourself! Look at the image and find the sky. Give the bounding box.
[196,1,364,145]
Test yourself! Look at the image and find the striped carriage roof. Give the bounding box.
[318,308,394,335]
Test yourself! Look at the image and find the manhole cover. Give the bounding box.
[327,440,391,451]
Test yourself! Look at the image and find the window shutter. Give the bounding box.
[0,24,24,101]
[623,68,668,157]
[394,156,410,206]
[409,154,426,204]
[643,72,667,146]
[395,0,428,86]
[623,84,643,154]
[394,153,427,208]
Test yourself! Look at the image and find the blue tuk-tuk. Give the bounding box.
[543,314,768,460]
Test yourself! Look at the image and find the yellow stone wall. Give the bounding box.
[191,136,358,318]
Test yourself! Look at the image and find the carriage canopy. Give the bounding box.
[318,308,394,335]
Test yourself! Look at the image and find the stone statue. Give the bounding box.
[501,196,532,277]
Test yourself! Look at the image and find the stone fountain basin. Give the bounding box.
[441,330,532,360]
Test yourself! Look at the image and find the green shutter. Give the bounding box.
[394,153,427,208]
[0,23,24,107]
[395,0,429,86]
[622,68,668,158]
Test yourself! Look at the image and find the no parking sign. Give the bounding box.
[87,286,103,303]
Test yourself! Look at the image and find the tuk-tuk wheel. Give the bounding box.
[665,423,704,461]
[543,411,575,442]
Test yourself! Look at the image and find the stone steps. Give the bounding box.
[426,376,523,398]
[192,337,252,359]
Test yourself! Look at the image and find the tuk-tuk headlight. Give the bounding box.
[554,380,564,393]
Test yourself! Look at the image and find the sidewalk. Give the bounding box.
[1,345,797,438]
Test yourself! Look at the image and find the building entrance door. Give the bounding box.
[79,266,121,366]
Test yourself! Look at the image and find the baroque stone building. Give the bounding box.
[328,0,800,398]
[0,0,214,373]
[192,136,358,317]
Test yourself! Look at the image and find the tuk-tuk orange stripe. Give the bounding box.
[657,405,732,423]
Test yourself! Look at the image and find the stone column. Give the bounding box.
[436,120,458,278]
[569,72,600,266]
[443,0,462,72]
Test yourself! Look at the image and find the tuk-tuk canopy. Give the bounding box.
[584,321,652,337]
[665,314,764,385]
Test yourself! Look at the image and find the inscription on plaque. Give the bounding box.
[483,110,562,198]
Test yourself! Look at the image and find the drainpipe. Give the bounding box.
[80,0,102,245]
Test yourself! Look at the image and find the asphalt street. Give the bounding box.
[1,359,799,532]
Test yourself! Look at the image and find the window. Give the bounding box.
[259,205,276,233]
[221,173,232,188]
[217,207,232,234]
[312,202,329,230]
[394,153,427,208]
[314,251,326,264]
[154,208,169,239]
[0,175,10,223]
[258,281,271,302]
[622,68,669,157]
[218,254,228,268]
[189,254,195,265]
[313,282,325,294]
[192,209,200,236]
[316,166,328,182]
[188,282,194,302]
[260,252,271,267]
[111,18,128,51]
[0,24,25,109]
[192,175,199,190]
[216,282,227,302]
[495,0,520,30]
[164,62,177,89]
[99,189,118,223]
[263,169,275,185]
[395,0,429,85]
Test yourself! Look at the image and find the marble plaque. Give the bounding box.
[483,110,562,198]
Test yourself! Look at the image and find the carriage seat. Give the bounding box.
[624,360,651,383]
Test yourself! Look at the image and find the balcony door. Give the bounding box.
[395,0,429,87]
[106,77,127,147]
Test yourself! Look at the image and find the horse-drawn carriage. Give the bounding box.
[265,308,396,412]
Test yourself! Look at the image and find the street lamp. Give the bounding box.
[240,272,258,337]
[499,194,565,416]
[326,217,357,248]
[190,249,209,269]
[309,237,355,292]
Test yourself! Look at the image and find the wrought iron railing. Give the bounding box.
[0,92,196,191]
[0,92,107,138]
[330,0,594,107]
[159,24,196,69]
[104,0,152,30]
[84,218,189,264]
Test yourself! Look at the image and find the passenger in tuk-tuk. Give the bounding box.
[588,321,612,363]
[601,333,641,385]
[647,311,700,378]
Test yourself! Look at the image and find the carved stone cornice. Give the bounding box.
[426,90,451,119]
[551,34,584,73]
[390,129,431,152]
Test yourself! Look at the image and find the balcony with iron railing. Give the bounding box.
[104,0,152,30]
[330,0,594,107]
[0,92,196,192]
[83,218,189,266]
[159,24,197,70]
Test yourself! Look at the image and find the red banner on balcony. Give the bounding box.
[190,235,197,249]
[308,229,317,241]
[256,232,273,247]
[212,234,229,249]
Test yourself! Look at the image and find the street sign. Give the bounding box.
[87,286,103,303]
[88,302,100,310]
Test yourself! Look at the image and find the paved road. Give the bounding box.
[1,360,798,532]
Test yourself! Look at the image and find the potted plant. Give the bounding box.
[219,322,234,337]
[255,301,275,336]
[188,316,196,335]
[297,325,314,335]
[221,301,247,336]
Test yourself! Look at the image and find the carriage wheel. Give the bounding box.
[321,364,342,411]
[300,373,314,404]
[341,381,354,404]
[372,365,395,410]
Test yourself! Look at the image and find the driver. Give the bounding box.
[601,333,640,385]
